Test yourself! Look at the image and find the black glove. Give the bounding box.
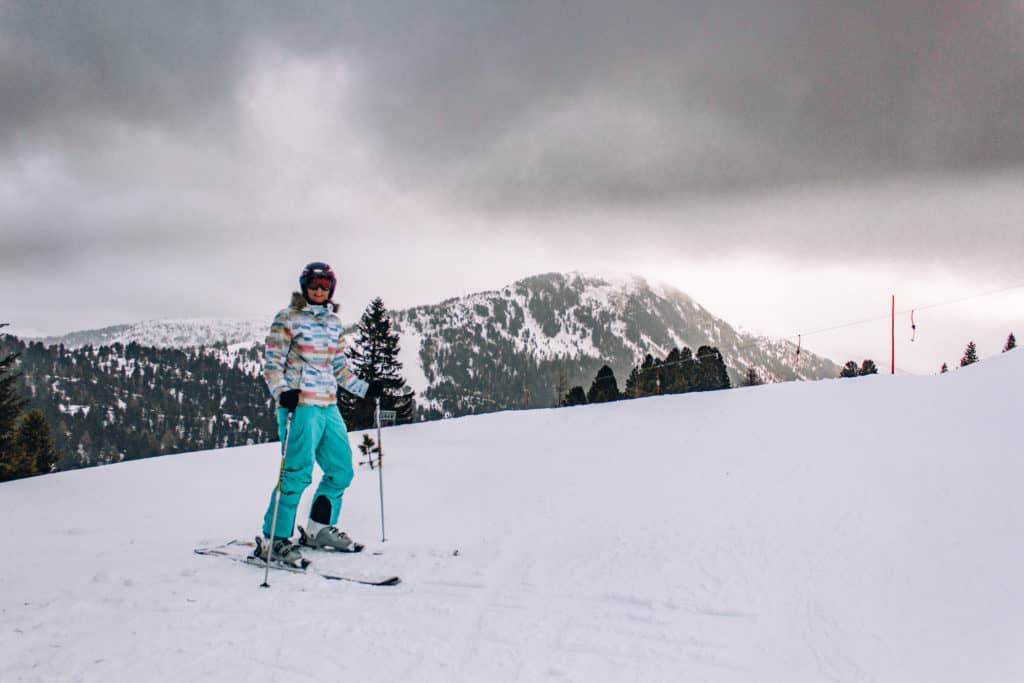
[366,380,384,399]
[279,389,300,412]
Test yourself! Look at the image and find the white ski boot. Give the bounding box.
[253,536,308,568]
[298,520,364,553]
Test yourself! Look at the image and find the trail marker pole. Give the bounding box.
[375,398,387,543]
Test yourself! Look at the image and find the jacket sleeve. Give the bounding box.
[333,331,368,398]
[263,310,293,401]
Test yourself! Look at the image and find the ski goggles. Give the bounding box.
[307,277,334,291]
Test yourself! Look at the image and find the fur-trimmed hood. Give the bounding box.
[290,291,339,313]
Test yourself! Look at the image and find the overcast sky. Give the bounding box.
[2,1,1022,374]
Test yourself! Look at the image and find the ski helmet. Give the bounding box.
[299,261,337,298]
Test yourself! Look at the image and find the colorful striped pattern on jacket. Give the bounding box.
[263,293,368,407]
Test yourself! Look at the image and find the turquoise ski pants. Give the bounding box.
[263,404,354,539]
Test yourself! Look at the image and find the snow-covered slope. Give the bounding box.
[2,352,1021,681]
[34,318,267,351]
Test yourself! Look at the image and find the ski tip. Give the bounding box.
[320,573,401,586]
[367,575,401,586]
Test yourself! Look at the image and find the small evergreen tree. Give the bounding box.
[660,348,684,393]
[587,365,622,403]
[0,327,29,480]
[15,409,58,476]
[840,361,859,378]
[678,347,697,392]
[623,366,643,398]
[554,368,569,405]
[637,354,660,396]
[694,346,730,391]
[343,298,415,430]
[1004,333,1016,352]
[357,434,378,469]
[564,386,588,406]
[858,359,878,376]
[0,440,35,481]
[742,367,763,386]
[960,341,979,367]
[940,362,949,374]
[0,328,26,441]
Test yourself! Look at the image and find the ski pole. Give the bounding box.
[261,410,294,588]
[376,397,386,543]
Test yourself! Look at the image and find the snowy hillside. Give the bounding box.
[34,318,267,351]
[2,351,1021,681]
[32,272,839,410]
[397,272,837,389]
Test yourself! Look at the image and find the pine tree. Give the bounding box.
[694,346,730,391]
[742,367,763,386]
[940,362,949,374]
[636,354,659,396]
[15,409,58,476]
[678,347,697,393]
[840,361,859,378]
[858,359,878,376]
[960,341,979,367]
[661,348,684,393]
[587,365,622,403]
[357,434,378,469]
[713,348,731,390]
[0,328,26,441]
[0,327,29,480]
[555,368,569,406]
[564,386,588,406]
[623,366,642,398]
[1004,333,1016,352]
[343,298,415,429]
[0,439,34,481]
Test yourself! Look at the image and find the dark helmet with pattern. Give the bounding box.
[299,261,337,299]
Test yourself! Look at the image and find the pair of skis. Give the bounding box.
[194,539,400,587]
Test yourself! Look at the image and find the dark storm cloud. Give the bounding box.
[0,1,378,151]
[321,1,1024,207]
[0,1,239,145]
[2,0,1024,269]
[4,1,1024,198]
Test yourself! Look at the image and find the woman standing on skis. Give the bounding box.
[255,261,376,567]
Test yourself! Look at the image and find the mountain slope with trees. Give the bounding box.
[393,273,838,417]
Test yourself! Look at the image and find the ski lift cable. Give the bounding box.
[630,281,1024,376]
[789,281,1024,343]
[531,281,1024,385]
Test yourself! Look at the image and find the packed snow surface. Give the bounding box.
[2,352,1022,681]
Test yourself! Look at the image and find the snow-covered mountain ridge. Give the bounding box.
[2,345,1020,681]
[34,318,267,351]
[396,272,836,381]
[33,272,840,414]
